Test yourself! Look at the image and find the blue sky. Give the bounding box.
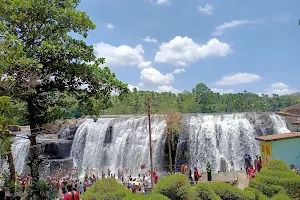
[73,0,299,95]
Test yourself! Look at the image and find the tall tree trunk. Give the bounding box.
[168,131,173,175]
[27,98,40,182]
[8,150,16,185]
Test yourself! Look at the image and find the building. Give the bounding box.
[255,132,300,168]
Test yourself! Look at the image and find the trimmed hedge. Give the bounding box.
[153,174,191,200]
[270,194,292,200]
[267,160,288,171]
[190,182,221,200]
[123,193,170,200]
[81,178,131,200]
[209,182,247,200]
[249,160,300,199]
[243,187,269,200]
[243,191,256,200]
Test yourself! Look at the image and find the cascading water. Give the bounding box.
[71,116,166,175]
[176,113,290,173]
[11,133,30,175]
[269,113,291,134]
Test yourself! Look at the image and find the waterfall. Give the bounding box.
[71,116,166,175]
[176,113,290,173]
[269,113,290,134]
[11,133,30,175]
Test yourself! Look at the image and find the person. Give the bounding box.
[247,164,256,178]
[257,156,262,173]
[101,171,105,179]
[244,154,249,177]
[78,182,84,195]
[254,156,258,173]
[181,164,184,174]
[194,167,200,184]
[206,164,212,182]
[63,183,80,200]
[189,169,192,182]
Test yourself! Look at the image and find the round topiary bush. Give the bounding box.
[153,174,191,200]
[267,160,288,171]
[190,182,221,200]
[249,164,300,199]
[81,178,131,200]
[123,193,170,200]
[243,190,256,200]
[271,193,292,200]
[243,187,269,200]
[209,182,248,200]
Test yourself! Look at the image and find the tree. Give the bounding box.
[0,96,17,186]
[162,110,182,174]
[0,0,128,182]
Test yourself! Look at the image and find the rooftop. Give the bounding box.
[255,132,300,141]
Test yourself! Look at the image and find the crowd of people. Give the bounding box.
[244,154,263,179]
[180,163,213,184]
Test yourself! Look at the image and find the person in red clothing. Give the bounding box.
[64,183,80,200]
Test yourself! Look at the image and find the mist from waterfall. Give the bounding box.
[177,113,290,173]
[71,116,166,175]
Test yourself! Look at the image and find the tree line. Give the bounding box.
[104,83,300,115]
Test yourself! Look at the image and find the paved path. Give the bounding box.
[237,171,249,190]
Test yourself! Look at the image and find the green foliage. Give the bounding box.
[190,182,221,200]
[25,179,57,200]
[153,174,191,200]
[243,191,256,200]
[123,193,170,200]
[81,178,131,200]
[249,160,300,199]
[270,194,292,200]
[0,173,20,194]
[209,182,248,200]
[0,0,129,127]
[104,83,300,115]
[243,187,269,200]
[267,160,288,171]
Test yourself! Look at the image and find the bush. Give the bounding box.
[271,194,292,200]
[153,174,191,200]
[123,193,170,200]
[209,182,247,200]
[249,178,286,198]
[267,160,288,171]
[249,166,300,199]
[81,178,131,200]
[243,191,256,200]
[243,187,269,200]
[190,182,221,200]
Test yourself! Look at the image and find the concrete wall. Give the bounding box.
[272,137,300,168]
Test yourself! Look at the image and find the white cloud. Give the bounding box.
[140,67,174,85]
[138,61,152,69]
[266,82,297,95]
[128,84,140,92]
[94,43,145,67]
[197,4,214,15]
[216,73,262,86]
[212,20,254,36]
[156,85,181,93]
[270,82,289,89]
[211,88,234,94]
[172,68,186,74]
[155,36,232,66]
[106,23,115,29]
[157,0,170,5]
[142,36,158,43]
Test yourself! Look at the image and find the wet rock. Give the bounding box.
[39,140,73,159]
[39,157,74,178]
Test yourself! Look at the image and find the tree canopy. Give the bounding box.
[0,0,129,127]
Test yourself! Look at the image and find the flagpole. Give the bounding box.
[147,97,154,189]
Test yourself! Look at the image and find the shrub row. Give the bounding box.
[81,160,298,200]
